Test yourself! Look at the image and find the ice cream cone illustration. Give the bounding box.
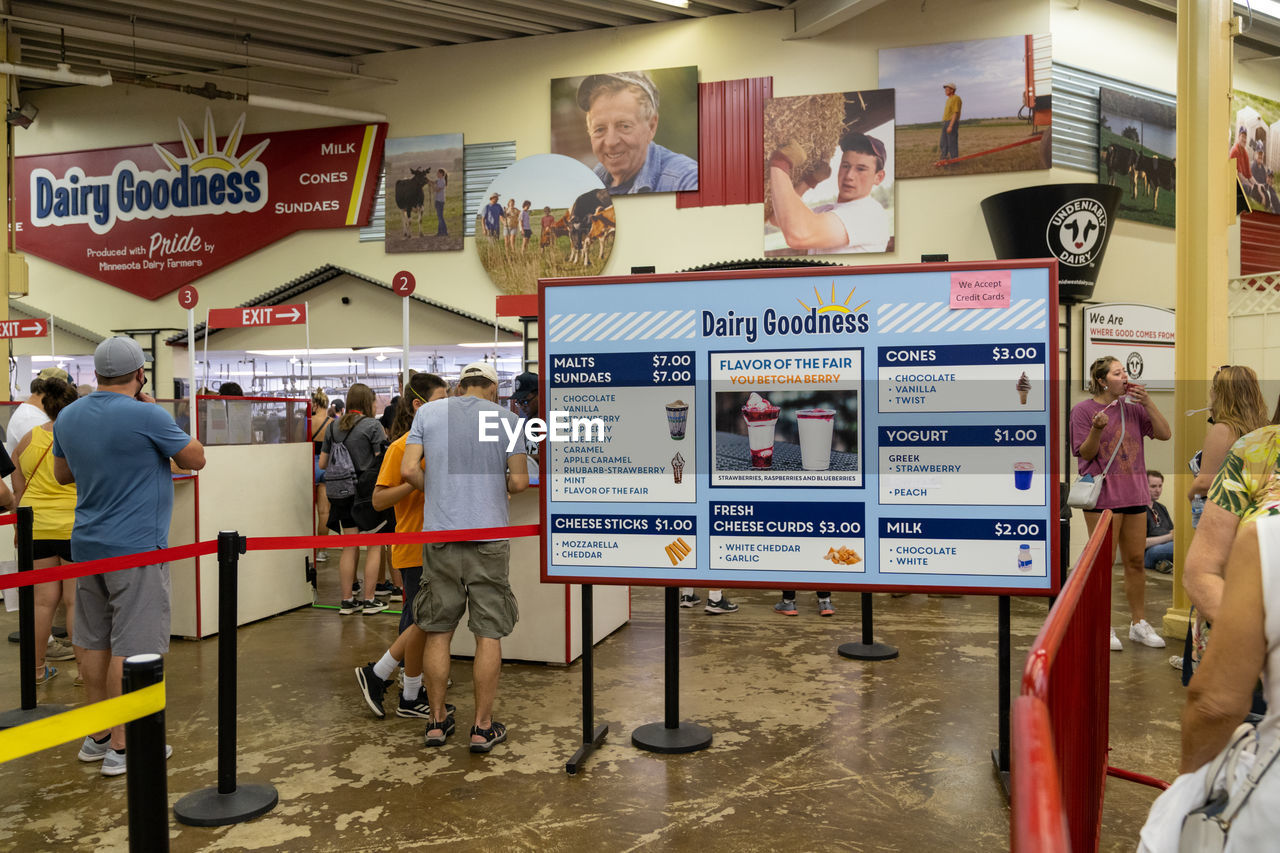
[1016,371,1031,405]
[672,452,685,484]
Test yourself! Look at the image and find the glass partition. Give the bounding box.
[196,395,309,447]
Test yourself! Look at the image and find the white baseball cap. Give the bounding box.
[460,361,498,384]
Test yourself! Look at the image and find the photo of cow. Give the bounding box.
[1231,88,1280,216]
[475,154,616,295]
[1097,87,1176,228]
[383,133,464,253]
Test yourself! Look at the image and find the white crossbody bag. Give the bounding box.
[1068,401,1125,510]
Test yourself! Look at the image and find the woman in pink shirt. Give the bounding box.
[1071,356,1171,651]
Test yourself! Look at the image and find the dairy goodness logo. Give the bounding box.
[701,282,871,344]
[30,110,269,236]
[1045,198,1107,268]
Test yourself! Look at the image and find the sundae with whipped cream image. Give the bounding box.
[741,392,781,468]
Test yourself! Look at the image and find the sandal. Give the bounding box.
[35,665,58,685]
[423,713,455,748]
[469,721,507,753]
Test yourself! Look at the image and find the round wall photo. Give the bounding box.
[475,154,616,294]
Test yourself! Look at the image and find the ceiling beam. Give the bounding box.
[784,0,893,40]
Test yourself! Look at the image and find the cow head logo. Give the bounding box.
[1126,351,1144,380]
[1045,198,1108,269]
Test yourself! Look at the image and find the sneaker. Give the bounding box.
[817,597,835,617]
[46,638,76,661]
[374,581,396,599]
[361,599,387,615]
[1153,559,1173,575]
[396,690,455,720]
[470,721,508,753]
[35,665,58,684]
[424,713,456,747]
[1169,654,1184,671]
[704,596,739,614]
[774,598,798,615]
[339,599,363,615]
[100,744,173,777]
[315,549,328,563]
[679,593,701,608]
[1110,628,1123,651]
[391,586,404,603]
[78,735,112,762]
[355,663,390,719]
[1129,619,1167,649]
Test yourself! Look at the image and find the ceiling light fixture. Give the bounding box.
[247,94,385,123]
[457,341,524,348]
[0,61,112,87]
[650,0,691,7]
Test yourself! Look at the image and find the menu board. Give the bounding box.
[540,261,1060,595]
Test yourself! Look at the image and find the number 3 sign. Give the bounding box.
[177,285,199,308]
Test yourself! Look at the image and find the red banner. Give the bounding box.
[0,318,48,339]
[208,303,307,328]
[13,110,387,300]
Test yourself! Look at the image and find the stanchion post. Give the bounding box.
[0,505,68,728]
[174,530,278,827]
[631,587,712,754]
[837,592,899,661]
[566,583,609,774]
[124,654,169,853]
[991,595,1012,796]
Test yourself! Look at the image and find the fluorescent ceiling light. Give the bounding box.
[247,94,385,123]
[245,347,402,356]
[651,0,691,7]
[457,342,524,348]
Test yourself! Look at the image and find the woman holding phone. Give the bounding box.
[1071,356,1172,651]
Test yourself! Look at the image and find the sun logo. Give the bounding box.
[152,109,270,174]
[796,282,870,315]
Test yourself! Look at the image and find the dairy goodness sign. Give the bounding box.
[14,110,387,300]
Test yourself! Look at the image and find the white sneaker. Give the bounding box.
[1110,628,1123,651]
[1129,619,1167,649]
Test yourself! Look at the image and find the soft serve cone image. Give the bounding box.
[671,451,685,484]
[741,392,780,469]
[1016,371,1031,405]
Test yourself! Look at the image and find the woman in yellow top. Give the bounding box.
[11,378,79,684]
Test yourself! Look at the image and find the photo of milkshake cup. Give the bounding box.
[672,452,685,484]
[1016,371,1031,405]
[1013,461,1034,491]
[796,408,836,470]
[665,400,689,440]
[741,392,780,469]
[1017,544,1032,571]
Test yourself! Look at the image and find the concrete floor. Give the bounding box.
[0,562,1181,852]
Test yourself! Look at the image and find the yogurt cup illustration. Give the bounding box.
[1013,461,1034,491]
[741,393,780,469]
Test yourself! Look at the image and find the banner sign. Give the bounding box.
[13,110,387,300]
[1082,302,1174,391]
[540,260,1060,596]
[0,318,48,339]
[207,303,307,328]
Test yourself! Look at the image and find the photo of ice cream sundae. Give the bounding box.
[741,393,781,468]
[1016,371,1031,405]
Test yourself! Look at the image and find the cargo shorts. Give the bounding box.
[413,541,518,640]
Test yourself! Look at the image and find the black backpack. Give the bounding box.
[350,432,396,533]
[323,421,358,500]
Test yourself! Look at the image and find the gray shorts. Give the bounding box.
[75,563,171,657]
[413,541,518,640]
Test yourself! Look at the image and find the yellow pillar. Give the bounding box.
[0,29,10,402]
[1166,0,1234,640]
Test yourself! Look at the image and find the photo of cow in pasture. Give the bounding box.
[476,154,615,294]
[383,133,464,253]
[1097,87,1176,228]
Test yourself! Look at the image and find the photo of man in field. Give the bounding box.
[879,35,1052,178]
[383,133,464,253]
[1097,86,1176,228]
[475,154,615,295]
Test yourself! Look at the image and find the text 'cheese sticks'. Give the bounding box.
[665,544,678,566]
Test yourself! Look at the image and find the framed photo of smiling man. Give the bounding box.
[550,66,699,196]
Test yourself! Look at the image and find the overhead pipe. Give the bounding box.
[0,60,111,86]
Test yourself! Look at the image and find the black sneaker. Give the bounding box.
[361,599,388,615]
[396,689,455,720]
[424,713,456,747]
[374,581,396,599]
[355,663,389,719]
[679,593,701,608]
[704,596,739,614]
[391,586,404,602]
[339,599,363,615]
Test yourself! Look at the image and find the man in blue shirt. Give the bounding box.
[482,192,503,239]
[578,71,698,194]
[53,336,205,776]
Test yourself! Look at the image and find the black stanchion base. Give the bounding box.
[174,782,278,827]
[837,641,899,661]
[991,748,1011,798]
[0,703,70,728]
[566,723,609,775]
[631,722,712,754]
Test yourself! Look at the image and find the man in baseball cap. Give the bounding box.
[576,69,698,194]
[401,358,528,753]
[940,82,962,163]
[52,335,205,775]
[482,192,504,240]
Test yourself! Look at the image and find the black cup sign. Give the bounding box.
[981,184,1121,303]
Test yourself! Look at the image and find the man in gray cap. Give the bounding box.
[577,70,698,194]
[52,336,205,776]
